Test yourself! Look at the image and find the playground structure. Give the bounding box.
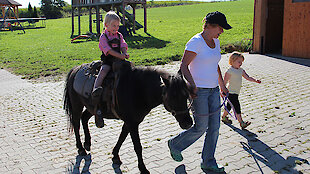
[71,0,147,37]
[0,0,46,33]
[0,0,24,32]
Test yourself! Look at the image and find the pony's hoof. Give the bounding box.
[95,112,104,128]
[78,149,87,156]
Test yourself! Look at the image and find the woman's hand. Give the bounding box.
[220,86,229,97]
[190,85,198,99]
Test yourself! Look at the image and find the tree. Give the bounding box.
[40,0,66,19]
[33,6,39,18]
[28,2,33,17]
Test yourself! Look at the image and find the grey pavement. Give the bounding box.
[0,53,309,174]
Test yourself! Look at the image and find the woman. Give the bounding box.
[168,11,231,173]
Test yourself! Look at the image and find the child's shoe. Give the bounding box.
[92,87,104,128]
[240,121,251,129]
[92,87,103,102]
[222,116,232,124]
[94,108,104,128]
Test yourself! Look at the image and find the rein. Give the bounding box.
[188,94,238,118]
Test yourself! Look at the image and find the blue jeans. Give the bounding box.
[169,87,221,167]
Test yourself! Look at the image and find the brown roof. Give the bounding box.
[0,0,22,6]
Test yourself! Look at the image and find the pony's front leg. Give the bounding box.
[112,123,129,165]
[129,124,149,174]
[81,110,93,151]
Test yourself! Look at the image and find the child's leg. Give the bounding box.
[235,114,243,123]
[222,110,229,119]
[93,65,111,89]
[229,94,243,123]
[232,95,251,129]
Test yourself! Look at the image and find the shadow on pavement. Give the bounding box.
[175,164,227,174]
[66,153,92,174]
[226,123,308,173]
[266,54,310,67]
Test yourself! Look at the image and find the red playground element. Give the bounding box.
[71,35,91,43]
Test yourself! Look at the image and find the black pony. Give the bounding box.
[63,62,193,173]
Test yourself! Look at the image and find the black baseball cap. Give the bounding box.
[205,11,232,30]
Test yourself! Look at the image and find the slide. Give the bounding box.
[118,6,143,30]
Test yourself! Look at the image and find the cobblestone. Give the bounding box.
[0,54,309,173]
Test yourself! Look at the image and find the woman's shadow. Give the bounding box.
[66,153,92,174]
[225,124,309,173]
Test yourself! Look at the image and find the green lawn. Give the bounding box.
[0,0,254,79]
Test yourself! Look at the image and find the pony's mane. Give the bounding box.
[131,67,189,95]
[132,66,172,80]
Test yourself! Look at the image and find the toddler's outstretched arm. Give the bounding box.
[242,70,261,83]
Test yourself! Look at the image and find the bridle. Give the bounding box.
[171,100,193,116]
[161,83,193,116]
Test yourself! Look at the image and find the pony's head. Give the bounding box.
[161,72,193,130]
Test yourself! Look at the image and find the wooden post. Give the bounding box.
[71,7,75,37]
[78,7,81,35]
[132,4,136,33]
[143,3,147,33]
[89,7,92,33]
[16,6,19,18]
[122,2,126,27]
[2,7,5,19]
[96,6,100,34]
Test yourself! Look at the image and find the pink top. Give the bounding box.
[99,30,128,56]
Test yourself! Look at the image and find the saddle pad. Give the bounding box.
[73,65,96,98]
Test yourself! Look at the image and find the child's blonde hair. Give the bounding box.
[229,51,244,65]
[104,11,120,26]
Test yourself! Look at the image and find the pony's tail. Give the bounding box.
[63,67,75,134]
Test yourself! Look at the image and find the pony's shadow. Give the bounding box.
[67,153,92,174]
[226,124,309,173]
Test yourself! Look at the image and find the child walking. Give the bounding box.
[92,11,129,124]
[222,52,261,129]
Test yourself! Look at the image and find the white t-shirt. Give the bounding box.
[185,33,221,88]
[226,67,243,94]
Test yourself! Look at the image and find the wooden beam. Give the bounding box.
[96,6,100,34]
[132,4,136,33]
[143,3,147,33]
[89,7,92,33]
[71,7,75,37]
[122,2,126,27]
[78,7,81,35]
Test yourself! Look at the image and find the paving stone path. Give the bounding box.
[0,54,309,174]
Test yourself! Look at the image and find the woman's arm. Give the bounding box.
[218,65,229,95]
[180,50,197,97]
[242,70,261,83]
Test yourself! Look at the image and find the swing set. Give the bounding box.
[0,0,24,33]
